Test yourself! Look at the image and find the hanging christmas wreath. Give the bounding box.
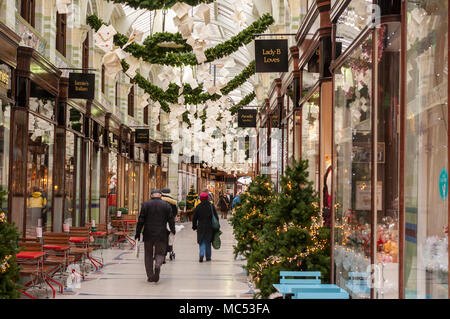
[87,14,274,66]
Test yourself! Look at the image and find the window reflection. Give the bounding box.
[333,35,373,299]
[404,0,448,299]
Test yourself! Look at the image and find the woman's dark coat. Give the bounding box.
[192,201,220,244]
[218,195,229,212]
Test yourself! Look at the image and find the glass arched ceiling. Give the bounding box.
[119,0,262,104]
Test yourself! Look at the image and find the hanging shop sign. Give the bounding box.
[135,129,149,144]
[68,73,95,99]
[439,168,448,200]
[0,64,11,96]
[255,39,288,73]
[162,141,172,154]
[238,109,257,127]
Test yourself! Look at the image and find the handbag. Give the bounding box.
[211,204,220,232]
[212,230,222,250]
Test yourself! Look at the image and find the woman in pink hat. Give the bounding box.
[192,192,220,262]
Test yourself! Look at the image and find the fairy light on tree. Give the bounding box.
[229,175,275,260]
[245,160,331,298]
[0,190,21,298]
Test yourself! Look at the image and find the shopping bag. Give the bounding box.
[211,204,220,232]
[212,230,222,250]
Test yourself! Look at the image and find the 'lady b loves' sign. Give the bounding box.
[255,39,288,73]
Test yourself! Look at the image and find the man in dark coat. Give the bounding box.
[192,192,220,262]
[135,189,175,283]
[161,187,178,261]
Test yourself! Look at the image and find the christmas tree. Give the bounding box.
[0,190,22,299]
[229,175,275,259]
[185,185,198,217]
[246,160,331,298]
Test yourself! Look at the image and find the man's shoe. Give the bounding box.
[199,256,204,262]
[206,258,211,261]
[147,277,154,282]
[154,268,160,282]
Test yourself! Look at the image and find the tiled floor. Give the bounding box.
[52,219,253,299]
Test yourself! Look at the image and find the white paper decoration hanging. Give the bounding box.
[94,25,117,53]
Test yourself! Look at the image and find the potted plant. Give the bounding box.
[178,201,186,221]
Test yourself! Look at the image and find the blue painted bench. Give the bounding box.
[273,271,321,298]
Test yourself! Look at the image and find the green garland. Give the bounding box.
[123,58,255,112]
[88,9,268,117]
[107,0,213,11]
[230,91,256,115]
[87,14,274,66]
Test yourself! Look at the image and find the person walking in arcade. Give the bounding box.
[192,192,220,262]
[135,190,175,283]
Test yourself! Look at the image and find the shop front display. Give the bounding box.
[10,46,61,237]
[0,21,19,219]
[333,34,373,298]
[329,0,448,298]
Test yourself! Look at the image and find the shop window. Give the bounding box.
[371,22,402,299]
[333,34,373,299]
[404,0,448,299]
[0,102,11,216]
[336,0,373,54]
[26,113,55,235]
[302,49,320,98]
[29,84,55,120]
[128,86,134,117]
[19,0,35,27]
[301,90,320,191]
[108,149,118,217]
[56,13,67,57]
[91,143,101,224]
[64,132,75,227]
[10,109,27,232]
